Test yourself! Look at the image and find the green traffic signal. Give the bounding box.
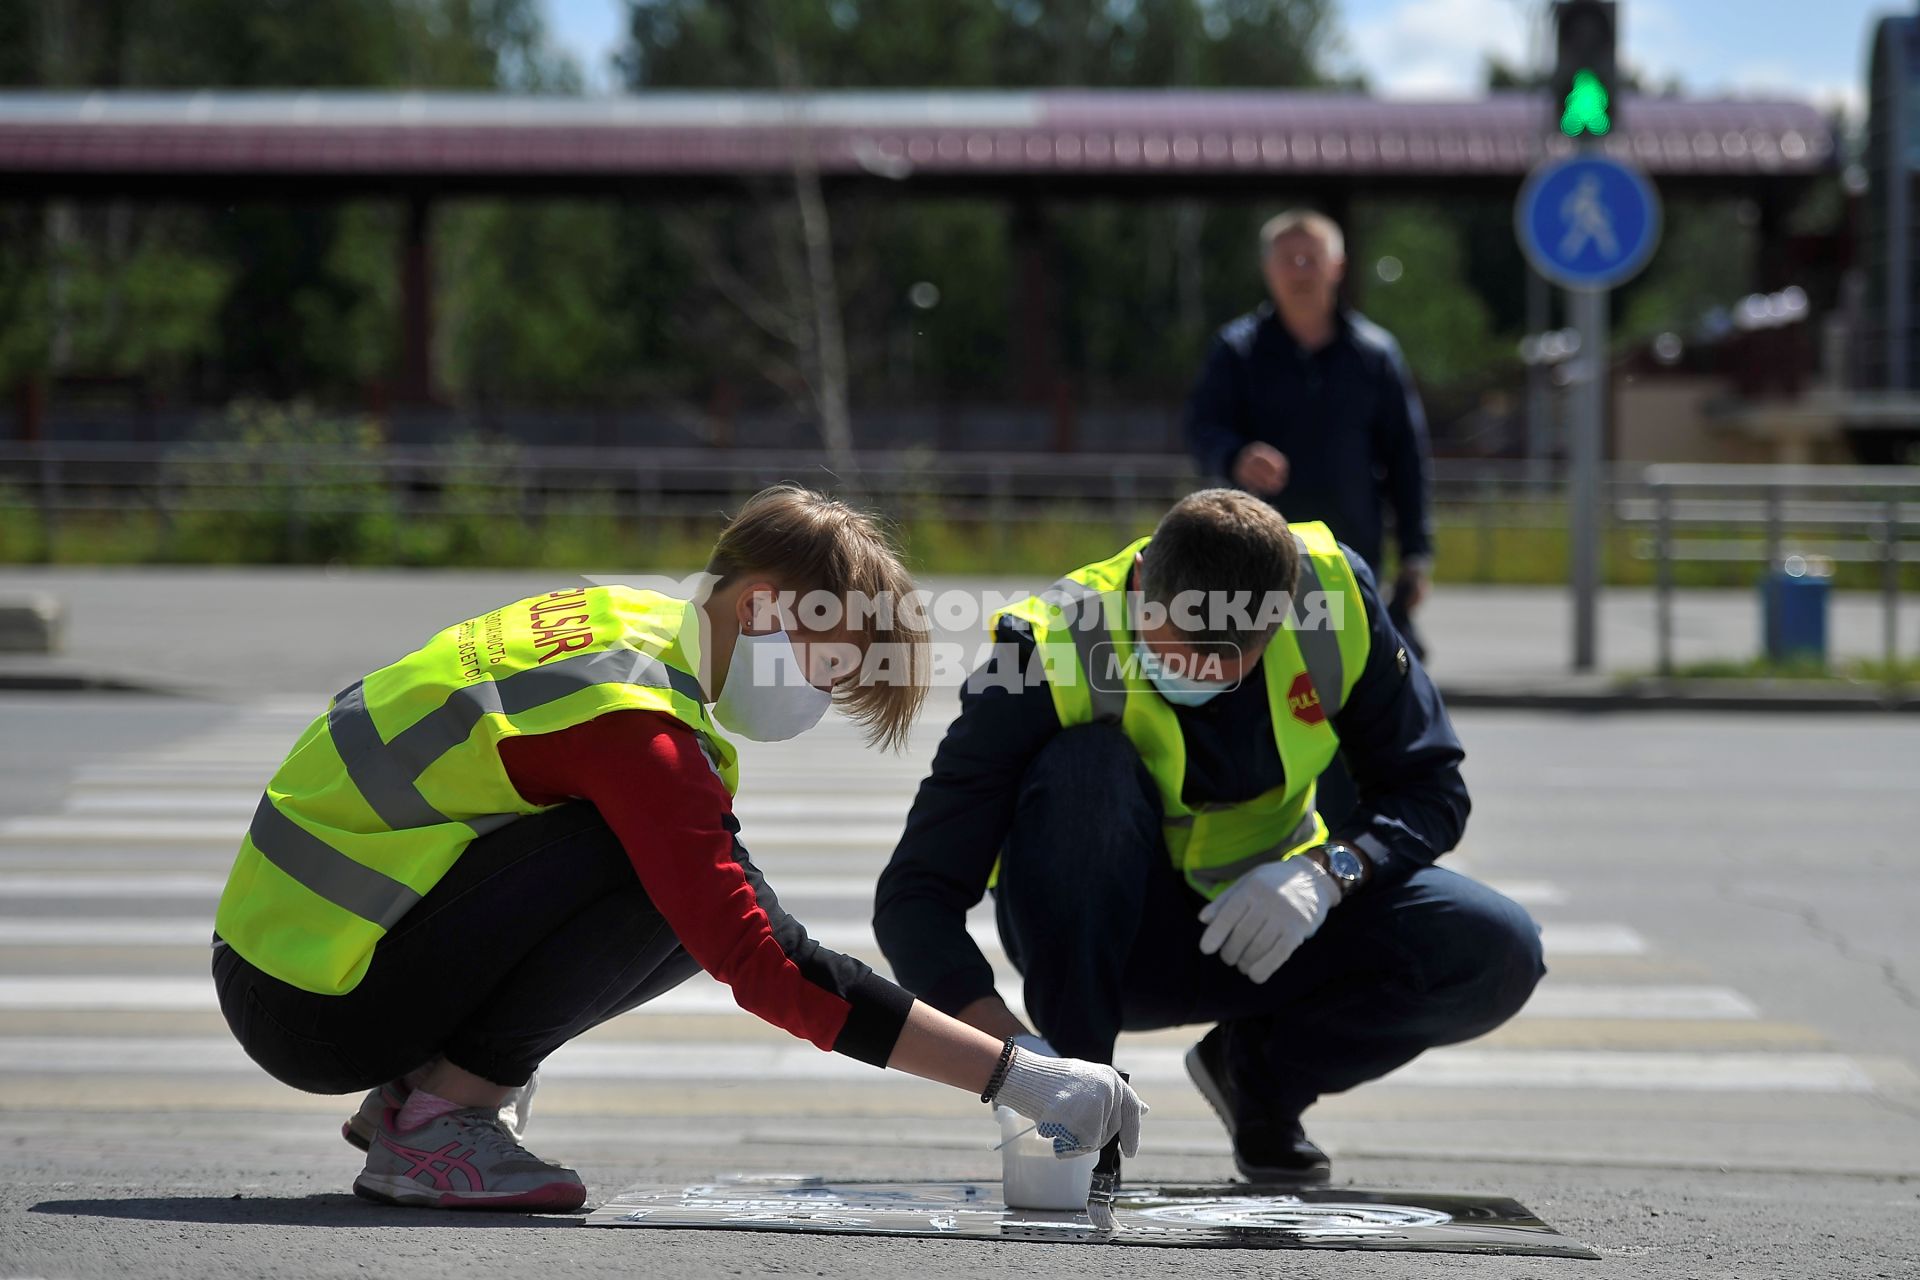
[1561,68,1611,136]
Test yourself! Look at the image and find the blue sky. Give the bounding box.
[541,0,1897,116]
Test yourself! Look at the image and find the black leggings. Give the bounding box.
[213,802,695,1093]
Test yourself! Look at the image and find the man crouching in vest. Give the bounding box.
[874,488,1542,1184]
[211,484,1145,1212]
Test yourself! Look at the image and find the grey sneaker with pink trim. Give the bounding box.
[352,1106,586,1212]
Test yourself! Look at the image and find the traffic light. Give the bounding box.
[1552,1,1617,139]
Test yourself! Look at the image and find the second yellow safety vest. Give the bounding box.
[993,521,1371,898]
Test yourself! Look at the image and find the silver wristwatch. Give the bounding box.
[1310,842,1369,898]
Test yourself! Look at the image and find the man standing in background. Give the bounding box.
[1184,211,1435,665]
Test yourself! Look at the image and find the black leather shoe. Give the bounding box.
[1184,1027,1332,1184]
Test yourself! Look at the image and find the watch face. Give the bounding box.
[1327,846,1364,883]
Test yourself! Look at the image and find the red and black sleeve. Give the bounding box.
[497,710,913,1066]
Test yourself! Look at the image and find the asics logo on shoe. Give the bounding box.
[377,1135,485,1192]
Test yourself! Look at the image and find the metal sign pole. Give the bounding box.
[1569,285,1606,671]
[1514,151,1658,676]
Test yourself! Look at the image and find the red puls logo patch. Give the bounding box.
[1287,672,1325,726]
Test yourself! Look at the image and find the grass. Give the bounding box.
[4,493,1920,591]
[0,497,1214,578]
[1432,510,1920,592]
[0,503,721,574]
[1655,653,1920,687]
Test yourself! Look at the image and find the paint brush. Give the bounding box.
[1084,1069,1127,1234]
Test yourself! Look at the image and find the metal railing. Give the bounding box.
[13,438,1866,599]
[0,441,1600,538]
[1633,465,1920,677]
[0,442,1211,549]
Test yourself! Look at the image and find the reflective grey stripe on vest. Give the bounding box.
[246,796,422,930]
[253,642,711,929]
[1289,537,1347,718]
[1044,576,1127,725]
[329,680,450,831]
[383,644,708,777]
[1181,811,1322,889]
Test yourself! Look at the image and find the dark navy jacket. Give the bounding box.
[1185,304,1434,574]
[872,551,1469,1016]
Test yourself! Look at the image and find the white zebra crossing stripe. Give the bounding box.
[57,791,917,824]
[64,766,929,791]
[0,911,1644,958]
[0,875,905,903]
[0,818,239,844]
[0,865,1570,908]
[0,921,217,945]
[1479,880,1566,907]
[0,975,1763,1022]
[0,1034,1878,1092]
[1529,923,1646,955]
[0,874,229,897]
[803,920,1647,959]
[1521,985,1759,1019]
[0,978,217,1009]
[1374,1050,1879,1092]
[0,814,918,849]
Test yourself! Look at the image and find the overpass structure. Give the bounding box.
[0,89,1832,196]
[0,89,1836,405]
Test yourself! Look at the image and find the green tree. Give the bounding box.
[441,201,636,402]
[1,0,576,408]
[1353,204,1507,389]
[615,0,1346,413]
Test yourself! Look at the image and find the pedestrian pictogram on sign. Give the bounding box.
[1515,154,1661,292]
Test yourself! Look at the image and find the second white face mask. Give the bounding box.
[711,629,832,742]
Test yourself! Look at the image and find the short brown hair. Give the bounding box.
[1260,209,1345,261]
[1139,489,1301,648]
[706,484,928,751]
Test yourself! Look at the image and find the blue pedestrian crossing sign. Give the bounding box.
[1515,154,1662,291]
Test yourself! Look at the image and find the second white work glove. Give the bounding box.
[993,1049,1148,1158]
[1198,855,1339,985]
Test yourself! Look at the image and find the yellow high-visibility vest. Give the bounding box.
[992,521,1371,898]
[215,586,737,996]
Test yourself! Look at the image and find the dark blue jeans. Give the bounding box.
[993,725,1544,1121]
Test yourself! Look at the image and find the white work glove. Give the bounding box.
[1198,855,1338,985]
[993,1049,1147,1158]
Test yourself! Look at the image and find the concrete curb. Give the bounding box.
[1441,679,1920,713]
[0,664,181,695]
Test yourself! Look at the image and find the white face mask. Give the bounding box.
[1137,639,1237,707]
[1147,667,1234,707]
[711,629,832,742]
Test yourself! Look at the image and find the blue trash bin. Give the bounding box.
[1759,556,1830,665]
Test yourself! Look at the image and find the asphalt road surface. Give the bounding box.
[1,692,1917,1278]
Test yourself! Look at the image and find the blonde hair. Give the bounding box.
[706,484,928,751]
[1260,209,1345,262]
